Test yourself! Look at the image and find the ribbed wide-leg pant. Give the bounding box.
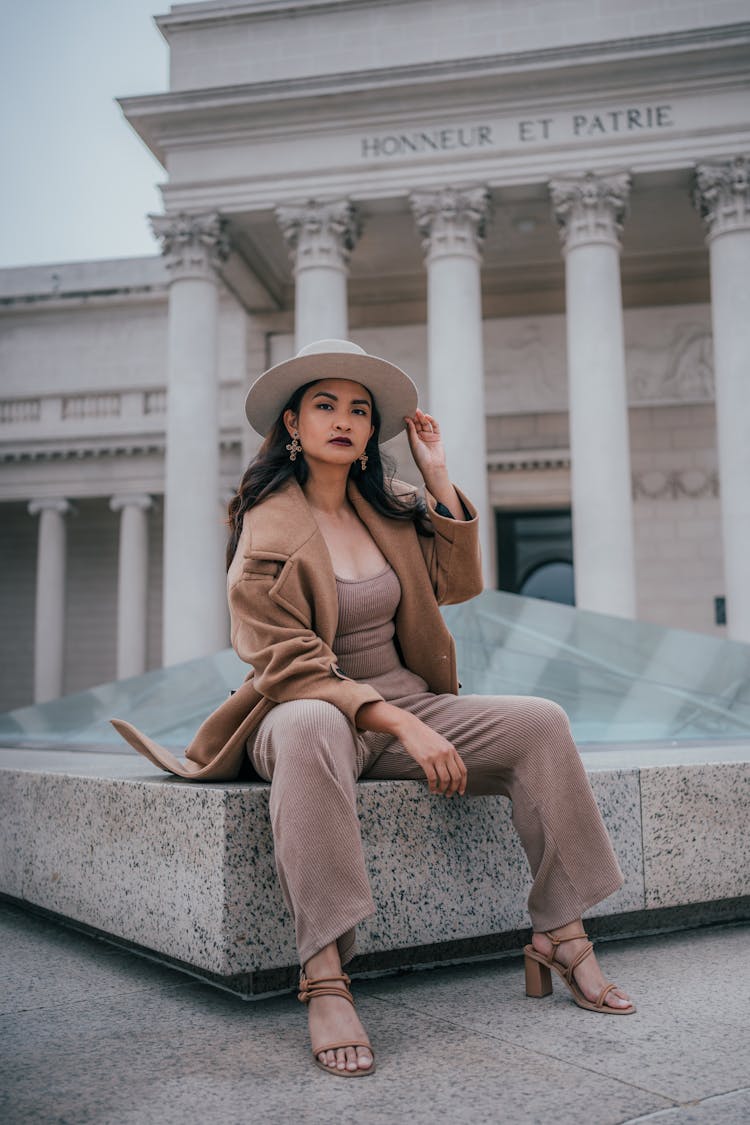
[247,691,624,967]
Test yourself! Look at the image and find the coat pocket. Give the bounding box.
[243,553,285,580]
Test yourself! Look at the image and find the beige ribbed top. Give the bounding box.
[333,565,403,681]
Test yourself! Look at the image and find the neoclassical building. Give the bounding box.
[1,0,749,712]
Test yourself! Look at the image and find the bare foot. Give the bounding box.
[303,944,373,1073]
[532,927,634,1011]
[307,992,374,1073]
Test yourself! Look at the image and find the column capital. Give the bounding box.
[109,493,153,514]
[693,156,750,240]
[149,211,231,282]
[409,185,491,262]
[276,199,361,273]
[549,171,630,252]
[28,498,71,517]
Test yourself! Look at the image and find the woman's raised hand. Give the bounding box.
[404,409,447,478]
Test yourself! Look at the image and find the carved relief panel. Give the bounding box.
[483,303,714,415]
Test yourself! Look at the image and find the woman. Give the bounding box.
[113,338,634,1080]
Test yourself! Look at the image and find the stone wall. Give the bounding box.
[162,0,748,92]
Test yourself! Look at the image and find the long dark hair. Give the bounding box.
[226,380,432,568]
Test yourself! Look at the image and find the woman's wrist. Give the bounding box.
[423,470,465,521]
[356,700,422,740]
[421,467,451,494]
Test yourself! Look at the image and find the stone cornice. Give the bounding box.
[0,288,168,314]
[486,452,720,500]
[154,12,749,52]
[157,0,410,33]
[119,27,750,168]
[487,449,571,473]
[0,436,243,465]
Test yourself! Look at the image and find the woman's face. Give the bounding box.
[284,378,375,468]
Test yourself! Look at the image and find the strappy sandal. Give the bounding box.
[298,972,377,1076]
[523,929,635,1015]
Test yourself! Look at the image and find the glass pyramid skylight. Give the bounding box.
[1,590,749,752]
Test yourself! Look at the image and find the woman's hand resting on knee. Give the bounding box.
[356,702,467,797]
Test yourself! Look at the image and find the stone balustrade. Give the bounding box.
[0,384,246,449]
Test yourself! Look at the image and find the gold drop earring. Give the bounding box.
[359,452,368,471]
[286,430,302,462]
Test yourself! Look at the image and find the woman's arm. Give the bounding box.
[403,408,483,603]
[404,410,466,520]
[356,699,467,798]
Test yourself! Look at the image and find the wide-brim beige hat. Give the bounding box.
[244,339,418,443]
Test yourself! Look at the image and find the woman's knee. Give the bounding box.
[514,697,576,760]
[528,697,572,734]
[271,699,357,770]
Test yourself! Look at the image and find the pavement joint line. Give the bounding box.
[358,993,681,1108]
[620,1085,750,1123]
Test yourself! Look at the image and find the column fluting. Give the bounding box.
[28,498,71,703]
[410,185,493,585]
[549,171,636,618]
[276,199,360,348]
[694,155,750,641]
[110,494,153,679]
[150,211,230,665]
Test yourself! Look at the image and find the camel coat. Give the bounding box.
[111,476,482,780]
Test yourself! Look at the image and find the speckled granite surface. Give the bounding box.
[641,762,750,908]
[0,748,747,985]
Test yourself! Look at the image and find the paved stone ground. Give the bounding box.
[1,901,748,1125]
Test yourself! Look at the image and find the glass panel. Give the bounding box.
[443,590,750,744]
[1,590,749,752]
[0,649,248,752]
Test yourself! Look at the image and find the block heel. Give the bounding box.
[524,950,553,997]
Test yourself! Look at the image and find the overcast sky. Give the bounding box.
[1,0,169,268]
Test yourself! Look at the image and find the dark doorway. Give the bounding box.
[496,509,575,605]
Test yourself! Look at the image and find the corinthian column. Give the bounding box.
[276,199,361,348]
[150,211,230,665]
[694,156,750,641]
[410,185,493,584]
[28,498,71,702]
[110,494,152,679]
[550,171,636,618]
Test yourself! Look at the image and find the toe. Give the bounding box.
[345,1046,359,1071]
[606,988,633,1009]
[336,1048,347,1070]
[357,1048,373,1071]
[323,1049,337,1069]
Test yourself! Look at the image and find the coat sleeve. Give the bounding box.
[418,485,484,605]
[228,556,384,727]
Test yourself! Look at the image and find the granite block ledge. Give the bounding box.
[640,761,750,908]
[1,750,747,995]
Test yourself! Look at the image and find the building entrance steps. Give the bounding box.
[1,745,748,995]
